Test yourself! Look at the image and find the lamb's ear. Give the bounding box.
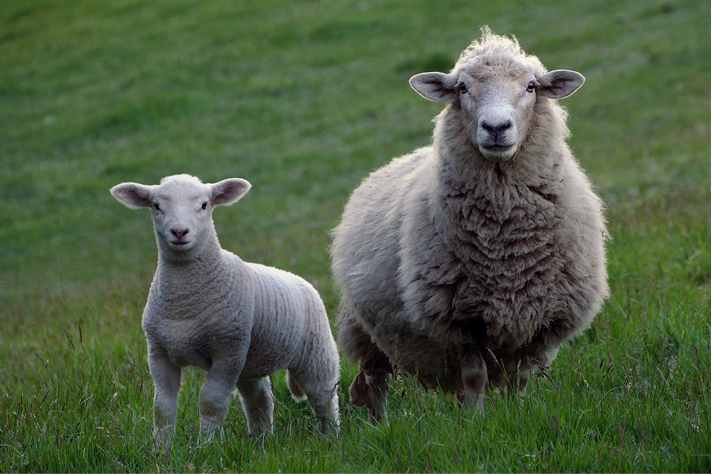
[110,183,154,209]
[409,72,459,102]
[211,178,251,206]
[538,70,585,99]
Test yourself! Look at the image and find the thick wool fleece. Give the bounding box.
[331,29,608,410]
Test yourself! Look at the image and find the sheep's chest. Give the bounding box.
[421,182,586,346]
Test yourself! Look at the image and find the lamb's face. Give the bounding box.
[409,56,584,163]
[110,175,251,260]
[150,180,215,253]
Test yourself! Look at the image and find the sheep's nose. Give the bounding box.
[481,119,512,135]
[171,228,189,239]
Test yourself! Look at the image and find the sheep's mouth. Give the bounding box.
[169,240,191,249]
[479,144,517,162]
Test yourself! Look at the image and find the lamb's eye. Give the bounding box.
[526,82,536,93]
[201,202,208,210]
[458,83,468,94]
[153,203,160,211]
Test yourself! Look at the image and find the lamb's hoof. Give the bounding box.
[349,372,375,409]
[153,437,171,455]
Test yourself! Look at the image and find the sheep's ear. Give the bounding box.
[538,70,585,99]
[211,178,251,206]
[110,183,154,209]
[409,72,459,102]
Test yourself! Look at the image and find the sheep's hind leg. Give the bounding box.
[460,346,487,412]
[339,310,392,422]
[350,359,392,423]
[236,376,274,437]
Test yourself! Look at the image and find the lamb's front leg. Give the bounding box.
[148,346,182,451]
[459,345,487,412]
[198,359,241,443]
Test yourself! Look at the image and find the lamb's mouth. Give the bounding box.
[169,240,191,249]
[479,144,517,162]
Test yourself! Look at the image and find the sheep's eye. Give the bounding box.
[153,203,160,211]
[201,202,208,210]
[526,82,536,93]
[458,83,468,94]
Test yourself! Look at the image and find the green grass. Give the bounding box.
[0,0,709,472]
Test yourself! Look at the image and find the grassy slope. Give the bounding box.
[0,0,709,472]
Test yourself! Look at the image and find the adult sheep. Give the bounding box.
[331,28,608,421]
[111,174,339,448]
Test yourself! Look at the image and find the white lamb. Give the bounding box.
[110,174,340,448]
[331,28,608,421]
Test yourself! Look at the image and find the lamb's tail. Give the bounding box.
[286,371,307,402]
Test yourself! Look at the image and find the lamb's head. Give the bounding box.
[409,28,584,162]
[110,174,251,260]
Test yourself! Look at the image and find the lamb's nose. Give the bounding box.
[171,228,189,239]
[481,119,512,135]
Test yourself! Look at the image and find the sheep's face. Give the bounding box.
[409,59,584,162]
[111,175,251,260]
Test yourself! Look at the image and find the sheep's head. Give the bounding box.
[409,32,584,163]
[110,174,251,260]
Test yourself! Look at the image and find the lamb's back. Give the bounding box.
[239,262,330,379]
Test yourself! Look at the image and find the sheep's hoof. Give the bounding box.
[456,391,485,414]
[349,372,375,410]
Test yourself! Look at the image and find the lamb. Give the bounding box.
[331,27,608,421]
[110,174,339,448]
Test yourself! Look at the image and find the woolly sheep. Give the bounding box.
[331,28,608,421]
[110,174,340,448]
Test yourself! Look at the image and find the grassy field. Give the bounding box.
[0,0,709,472]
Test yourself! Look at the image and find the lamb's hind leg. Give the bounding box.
[288,361,340,434]
[299,378,340,434]
[236,376,274,437]
[460,346,487,412]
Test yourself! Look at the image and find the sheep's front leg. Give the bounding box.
[148,346,182,451]
[505,358,531,400]
[198,359,241,443]
[236,377,274,437]
[460,346,487,412]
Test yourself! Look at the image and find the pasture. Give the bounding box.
[0,0,709,472]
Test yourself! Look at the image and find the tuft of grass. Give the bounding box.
[1,0,709,472]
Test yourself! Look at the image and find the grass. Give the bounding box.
[0,0,709,472]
